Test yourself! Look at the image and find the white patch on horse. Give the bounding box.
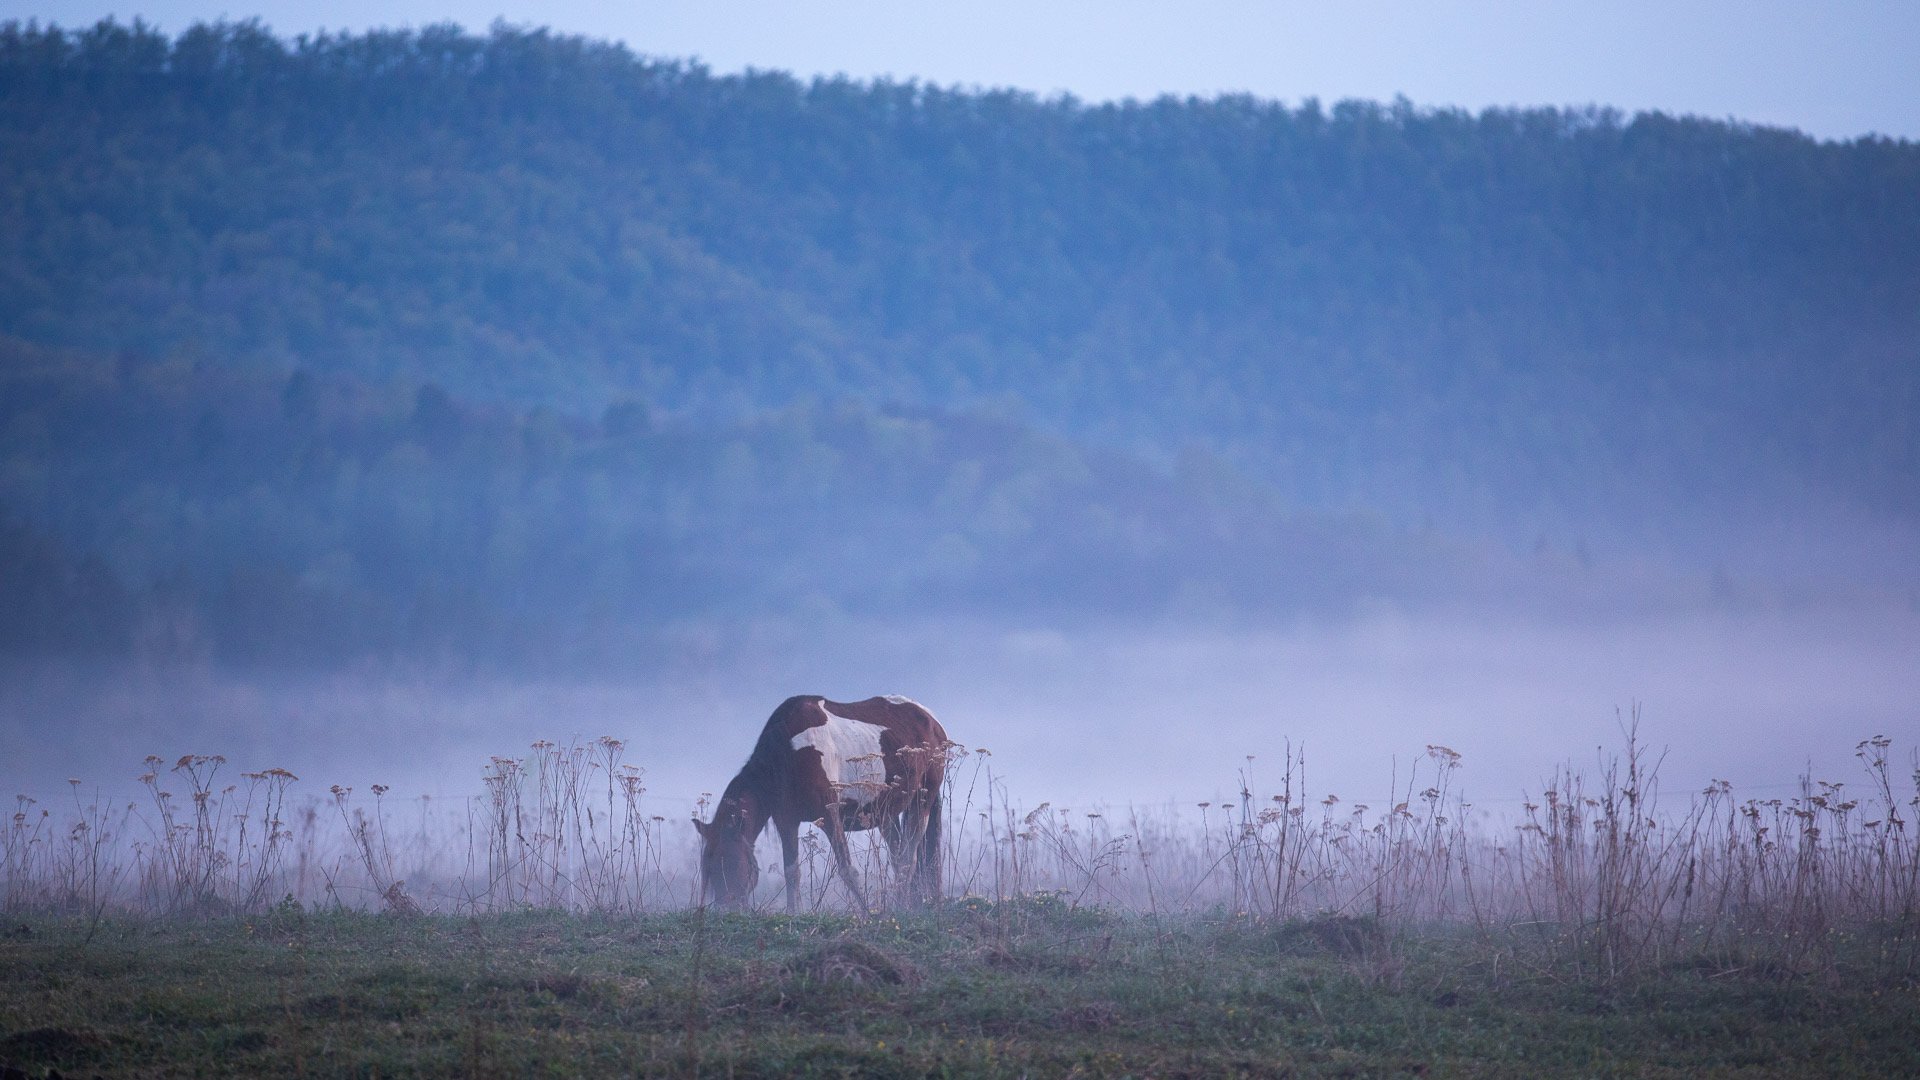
[881,694,915,705]
[792,713,889,807]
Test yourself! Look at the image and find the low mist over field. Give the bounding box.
[2,21,1917,828]
[6,601,1917,820]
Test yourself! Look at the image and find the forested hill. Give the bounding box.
[4,20,1917,544]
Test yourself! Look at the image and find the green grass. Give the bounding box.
[2,901,1916,1078]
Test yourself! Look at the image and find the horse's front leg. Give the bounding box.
[776,817,801,914]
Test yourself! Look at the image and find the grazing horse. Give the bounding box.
[694,695,949,912]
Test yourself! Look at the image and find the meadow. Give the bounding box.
[3,727,1917,1076]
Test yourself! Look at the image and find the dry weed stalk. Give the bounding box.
[473,737,666,913]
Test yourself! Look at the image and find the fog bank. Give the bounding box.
[8,600,1915,824]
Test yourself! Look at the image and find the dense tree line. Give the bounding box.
[1,336,1524,670]
[3,19,1915,544]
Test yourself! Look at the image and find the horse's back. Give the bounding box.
[821,695,945,747]
[760,696,948,797]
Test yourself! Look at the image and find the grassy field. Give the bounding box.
[3,900,1917,1078]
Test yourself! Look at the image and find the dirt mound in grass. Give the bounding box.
[787,940,916,987]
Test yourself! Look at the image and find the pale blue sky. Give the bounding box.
[8,1,1918,139]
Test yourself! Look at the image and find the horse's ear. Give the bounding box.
[692,818,710,838]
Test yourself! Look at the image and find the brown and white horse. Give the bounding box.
[694,695,949,912]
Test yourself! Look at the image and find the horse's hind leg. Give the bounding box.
[879,811,909,904]
[822,805,871,914]
[902,788,943,904]
[888,796,930,904]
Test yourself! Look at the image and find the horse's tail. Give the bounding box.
[921,783,943,902]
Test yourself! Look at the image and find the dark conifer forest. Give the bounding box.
[2,19,1916,673]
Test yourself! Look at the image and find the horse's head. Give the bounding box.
[693,804,758,909]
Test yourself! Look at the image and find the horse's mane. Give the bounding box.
[718,695,821,819]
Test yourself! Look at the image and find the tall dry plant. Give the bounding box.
[473,737,668,912]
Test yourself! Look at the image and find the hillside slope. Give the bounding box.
[4,20,1916,548]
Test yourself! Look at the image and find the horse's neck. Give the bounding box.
[720,772,772,834]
